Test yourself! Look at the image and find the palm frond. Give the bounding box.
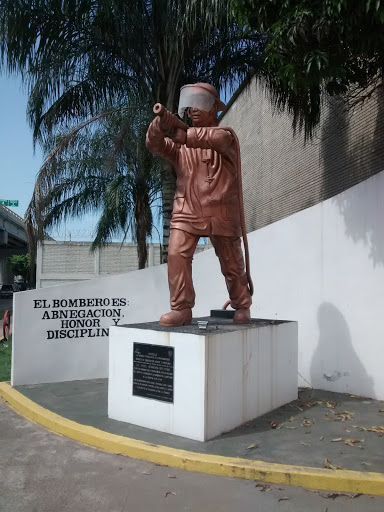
[2,0,261,264]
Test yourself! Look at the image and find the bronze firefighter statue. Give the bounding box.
[146,83,253,327]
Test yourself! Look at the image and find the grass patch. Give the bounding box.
[0,307,12,381]
[0,334,11,381]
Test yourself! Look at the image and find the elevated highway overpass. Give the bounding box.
[0,203,27,283]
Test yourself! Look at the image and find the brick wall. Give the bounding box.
[221,78,384,233]
[36,241,210,288]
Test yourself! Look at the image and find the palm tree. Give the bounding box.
[0,0,261,260]
[26,106,162,269]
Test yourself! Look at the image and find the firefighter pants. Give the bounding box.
[167,228,252,311]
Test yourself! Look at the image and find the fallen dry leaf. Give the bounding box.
[141,471,152,475]
[297,406,304,411]
[344,438,363,447]
[300,441,310,446]
[355,425,384,434]
[285,426,297,429]
[361,461,372,466]
[168,474,177,479]
[270,421,279,429]
[315,400,336,409]
[278,497,289,502]
[301,419,312,427]
[319,492,350,499]
[334,411,355,422]
[320,436,324,440]
[318,491,362,500]
[288,416,295,422]
[246,444,258,450]
[164,491,176,498]
[310,489,362,501]
[324,458,345,470]
[255,483,271,492]
[331,438,363,446]
[371,426,384,434]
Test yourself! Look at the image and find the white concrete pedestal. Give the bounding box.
[108,318,298,442]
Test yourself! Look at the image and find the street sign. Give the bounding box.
[0,199,19,207]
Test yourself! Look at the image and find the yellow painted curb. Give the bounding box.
[1,381,384,496]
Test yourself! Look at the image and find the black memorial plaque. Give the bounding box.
[132,343,174,403]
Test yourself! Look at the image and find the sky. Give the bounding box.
[0,73,100,241]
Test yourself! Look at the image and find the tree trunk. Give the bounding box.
[161,160,176,263]
[155,85,178,263]
[134,196,148,270]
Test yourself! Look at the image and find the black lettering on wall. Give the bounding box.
[36,297,129,341]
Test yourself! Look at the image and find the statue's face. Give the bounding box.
[187,106,218,127]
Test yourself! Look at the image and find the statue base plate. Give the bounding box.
[108,317,298,442]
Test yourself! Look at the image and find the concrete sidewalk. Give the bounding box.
[14,379,384,474]
[1,398,384,512]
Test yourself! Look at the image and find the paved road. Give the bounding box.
[1,400,384,511]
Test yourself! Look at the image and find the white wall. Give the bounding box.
[240,171,384,399]
[12,171,384,399]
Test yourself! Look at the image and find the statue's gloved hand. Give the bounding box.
[171,128,187,147]
[157,111,174,132]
